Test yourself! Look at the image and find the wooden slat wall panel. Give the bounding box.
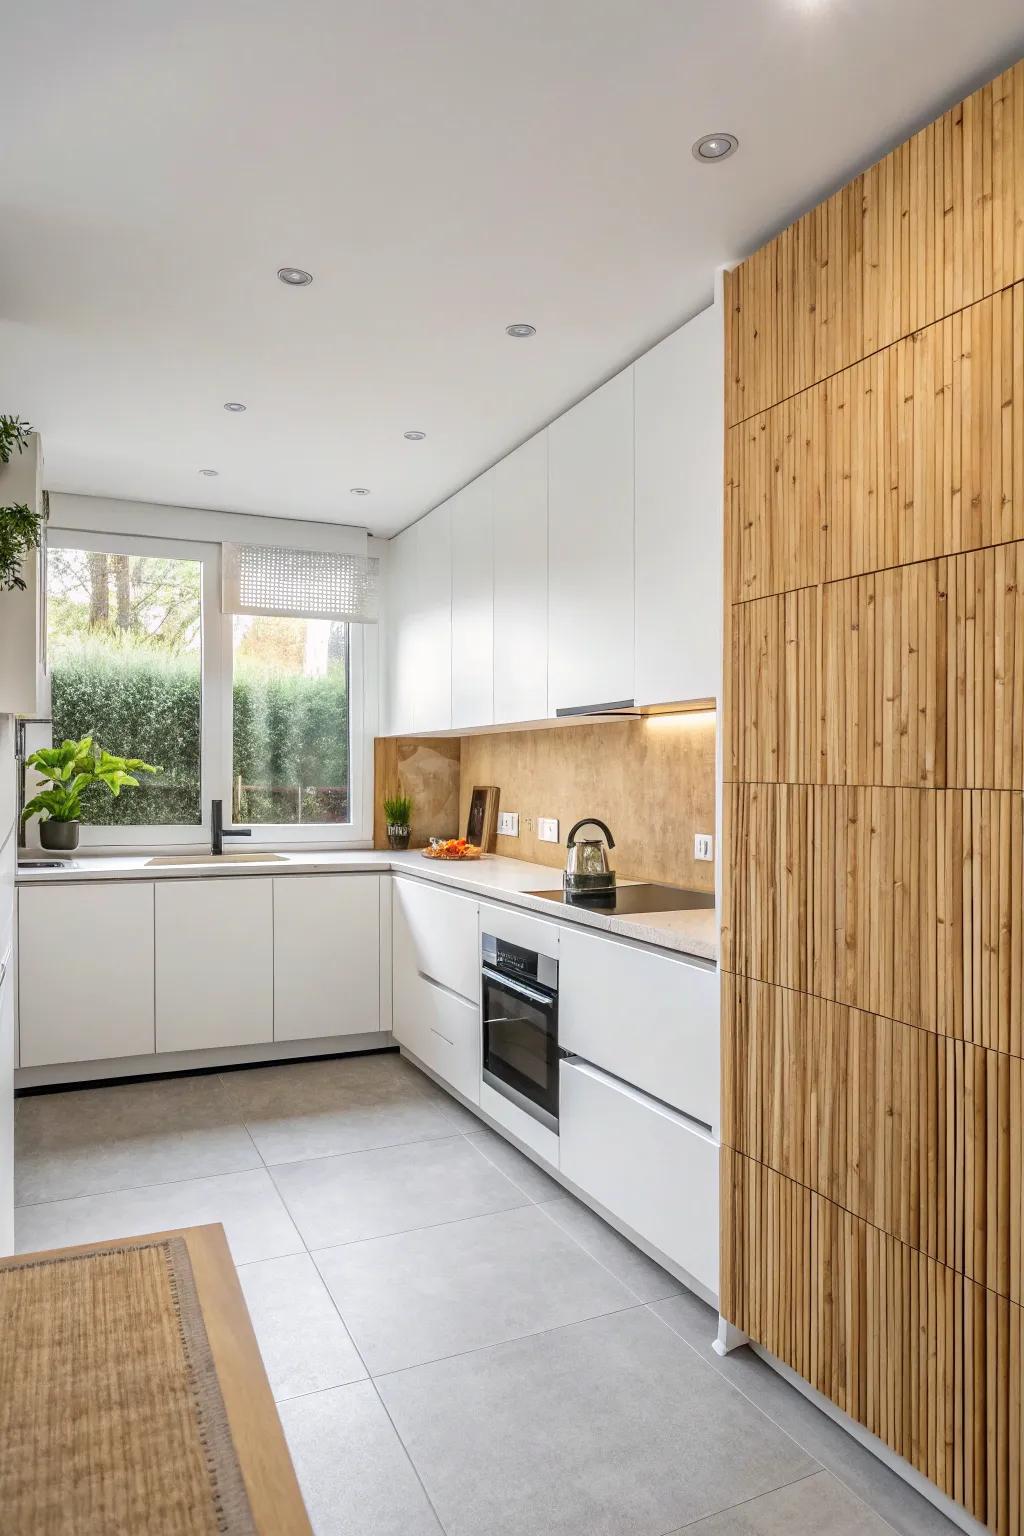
[724,57,1024,1534]
[723,783,1024,1054]
[723,974,1024,1302]
[728,540,1024,789]
[721,1151,1024,1532]
[725,63,1024,426]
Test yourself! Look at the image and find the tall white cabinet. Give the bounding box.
[450,476,494,730]
[492,433,548,725]
[547,368,635,714]
[634,304,723,706]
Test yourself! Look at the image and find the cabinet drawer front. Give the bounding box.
[273,875,380,1041]
[558,925,718,1129]
[420,979,480,1104]
[393,877,479,1002]
[559,1059,719,1296]
[18,882,156,1067]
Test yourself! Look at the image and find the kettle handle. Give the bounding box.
[566,818,615,850]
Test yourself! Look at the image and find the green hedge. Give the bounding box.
[51,642,349,827]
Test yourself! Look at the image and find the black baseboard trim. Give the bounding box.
[14,1043,401,1098]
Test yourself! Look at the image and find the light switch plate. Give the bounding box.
[497,811,519,837]
[694,833,714,862]
[538,817,560,844]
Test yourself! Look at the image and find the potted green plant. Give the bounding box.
[22,734,161,852]
[382,793,413,851]
[0,416,44,593]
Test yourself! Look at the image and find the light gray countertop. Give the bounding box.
[16,848,718,963]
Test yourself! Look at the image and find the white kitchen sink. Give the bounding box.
[145,852,289,866]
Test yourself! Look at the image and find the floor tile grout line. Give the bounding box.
[657,1468,828,1535]
[644,1305,914,1536]
[533,1197,679,1306]
[14,1157,271,1211]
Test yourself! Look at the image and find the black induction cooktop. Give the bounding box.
[527,883,715,915]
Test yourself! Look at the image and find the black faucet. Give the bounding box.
[211,798,252,855]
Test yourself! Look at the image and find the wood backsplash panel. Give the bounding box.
[723,55,1024,1534]
[458,713,716,891]
[373,737,461,848]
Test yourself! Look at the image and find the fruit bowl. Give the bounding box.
[421,839,483,861]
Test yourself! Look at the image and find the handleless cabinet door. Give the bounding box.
[450,474,494,730]
[18,882,156,1067]
[273,874,380,1040]
[155,878,272,1052]
[634,303,723,707]
[384,523,420,736]
[493,432,548,725]
[415,502,453,733]
[547,367,635,714]
[0,956,12,1254]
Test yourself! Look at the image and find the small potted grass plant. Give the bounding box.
[22,734,160,852]
[382,793,413,851]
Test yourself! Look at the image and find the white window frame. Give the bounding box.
[42,526,376,852]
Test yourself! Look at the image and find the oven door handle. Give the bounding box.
[481,964,555,1010]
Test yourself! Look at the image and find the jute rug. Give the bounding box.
[0,1235,257,1535]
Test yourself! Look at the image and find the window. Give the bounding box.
[47,543,204,826]
[231,615,351,825]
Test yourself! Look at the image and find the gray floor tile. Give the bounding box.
[314,1203,637,1374]
[650,1293,962,1536]
[15,1076,259,1204]
[377,1307,818,1536]
[280,1381,443,1536]
[236,1252,367,1400]
[464,1127,563,1201]
[270,1135,529,1249]
[541,1194,683,1302]
[668,1470,895,1534]
[14,1167,303,1265]
[220,1054,460,1164]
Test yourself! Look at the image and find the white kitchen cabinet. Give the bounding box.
[547,368,635,713]
[392,876,479,1004]
[394,966,480,1103]
[0,434,47,716]
[0,945,14,1254]
[415,502,453,733]
[18,882,155,1067]
[634,303,723,706]
[493,432,548,725]
[273,874,380,1041]
[450,474,494,729]
[558,925,718,1131]
[384,521,420,736]
[560,1058,719,1297]
[155,879,273,1052]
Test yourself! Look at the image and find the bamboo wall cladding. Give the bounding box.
[725,62,1024,426]
[723,56,1024,1535]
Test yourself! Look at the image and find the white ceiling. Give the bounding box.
[3,2,1022,537]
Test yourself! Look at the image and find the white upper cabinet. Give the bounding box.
[0,434,47,716]
[492,432,548,725]
[384,520,420,737]
[415,502,453,733]
[450,474,494,730]
[547,368,635,714]
[634,302,724,706]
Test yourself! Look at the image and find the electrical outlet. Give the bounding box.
[497,811,519,837]
[694,833,714,862]
[538,817,560,844]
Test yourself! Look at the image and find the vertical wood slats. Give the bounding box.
[721,1150,1024,1532]
[725,63,1024,426]
[723,57,1024,1536]
[728,541,1024,789]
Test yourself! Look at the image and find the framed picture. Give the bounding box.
[466,785,500,851]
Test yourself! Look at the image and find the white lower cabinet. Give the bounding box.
[558,925,719,1131]
[273,875,380,1040]
[559,1058,719,1297]
[0,948,14,1254]
[397,971,480,1103]
[155,879,273,1052]
[392,877,480,1102]
[392,877,479,1002]
[18,882,156,1067]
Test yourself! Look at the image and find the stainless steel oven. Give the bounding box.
[481,933,561,1133]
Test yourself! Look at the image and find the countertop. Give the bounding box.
[15,849,718,963]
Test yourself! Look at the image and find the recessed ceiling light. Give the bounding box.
[277,267,313,286]
[403,430,427,441]
[199,468,219,477]
[223,401,247,412]
[692,133,738,163]
[505,323,536,338]
[350,486,371,495]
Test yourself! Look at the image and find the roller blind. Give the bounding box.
[222,542,379,622]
